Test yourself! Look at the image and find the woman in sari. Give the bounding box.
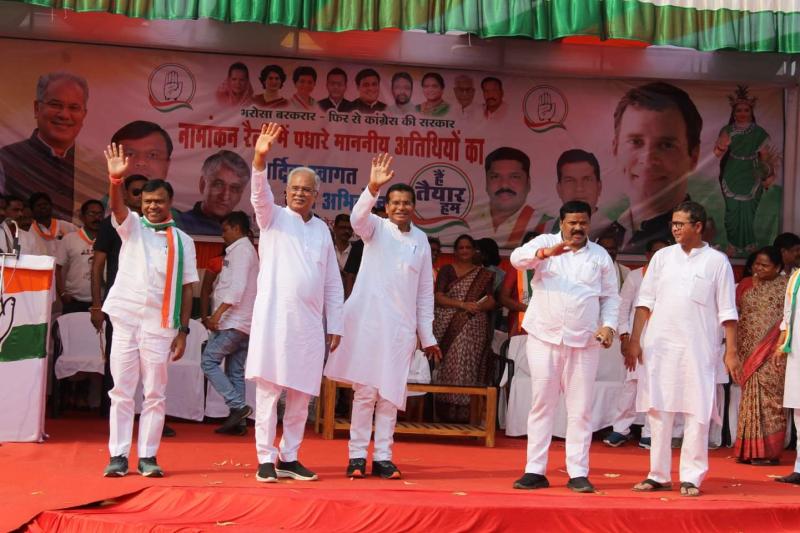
[734,246,788,464]
[433,234,495,422]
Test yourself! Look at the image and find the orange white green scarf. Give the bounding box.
[140,217,184,329]
[780,269,800,354]
[77,228,94,245]
[32,219,58,241]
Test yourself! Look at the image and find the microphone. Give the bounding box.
[9,220,20,257]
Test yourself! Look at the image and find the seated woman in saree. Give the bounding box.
[432,234,495,422]
[734,246,788,465]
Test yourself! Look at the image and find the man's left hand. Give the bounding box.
[423,344,442,363]
[594,326,614,349]
[328,334,341,352]
[725,350,742,384]
[170,332,187,361]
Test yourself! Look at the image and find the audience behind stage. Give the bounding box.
[2,164,800,488]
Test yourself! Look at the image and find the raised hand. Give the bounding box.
[543,241,572,258]
[369,152,395,190]
[255,122,283,158]
[104,143,130,180]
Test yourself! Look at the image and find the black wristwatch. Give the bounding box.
[178,325,191,335]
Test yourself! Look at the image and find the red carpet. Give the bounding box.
[3,417,800,532]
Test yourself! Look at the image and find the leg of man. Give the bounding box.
[647,409,676,484]
[673,413,685,438]
[373,393,398,462]
[679,412,711,487]
[255,379,282,464]
[611,378,638,435]
[202,330,246,409]
[349,383,378,459]
[226,331,249,409]
[278,387,312,462]
[524,335,566,475]
[136,331,172,458]
[563,345,600,478]
[108,322,141,458]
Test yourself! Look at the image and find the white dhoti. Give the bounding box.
[648,410,709,487]
[254,379,311,464]
[525,335,599,478]
[108,320,173,458]
[349,384,399,461]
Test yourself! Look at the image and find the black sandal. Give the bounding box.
[632,478,672,492]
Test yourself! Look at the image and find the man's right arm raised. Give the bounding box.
[251,123,283,231]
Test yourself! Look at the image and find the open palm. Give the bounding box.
[255,122,283,157]
[104,143,130,179]
[370,152,395,188]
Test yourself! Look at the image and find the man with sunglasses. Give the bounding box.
[625,201,739,497]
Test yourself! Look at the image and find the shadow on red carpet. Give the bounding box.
[2,417,799,532]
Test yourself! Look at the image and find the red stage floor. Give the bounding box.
[3,417,800,532]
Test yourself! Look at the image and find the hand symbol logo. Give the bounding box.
[163,70,183,102]
[538,92,556,122]
[0,296,16,350]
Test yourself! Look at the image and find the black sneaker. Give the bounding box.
[372,460,401,479]
[137,456,164,478]
[567,476,596,493]
[513,473,549,490]
[346,458,367,478]
[162,424,176,438]
[216,405,253,433]
[276,460,318,481]
[256,463,278,483]
[215,419,248,436]
[103,455,128,477]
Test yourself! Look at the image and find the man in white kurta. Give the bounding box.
[245,123,344,483]
[324,153,440,480]
[510,200,620,494]
[101,145,198,478]
[627,202,738,496]
[775,269,800,485]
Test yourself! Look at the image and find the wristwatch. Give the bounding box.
[178,326,191,335]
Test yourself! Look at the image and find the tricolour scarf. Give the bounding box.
[780,268,800,354]
[141,216,184,329]
[516,268,534,329]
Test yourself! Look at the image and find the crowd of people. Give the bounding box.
[1,118,799,495]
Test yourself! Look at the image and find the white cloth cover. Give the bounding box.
[54,312,105,379]
[505,334,625,438]
[134,319,208,421]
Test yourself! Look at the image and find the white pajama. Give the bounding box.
[255,379,311,464]
[793,410,800,473]
[349,384,398,461]
[647,410,709,487]
[611,380,638,435]
[525,335,599,478]
[108,320,173,458]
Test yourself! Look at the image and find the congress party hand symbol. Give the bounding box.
[164,70,183,101]
[538,93,555,122]
[0,296,16,348]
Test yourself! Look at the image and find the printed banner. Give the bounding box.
[0,38,785,256]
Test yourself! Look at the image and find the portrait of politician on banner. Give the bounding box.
[0,38,785,255]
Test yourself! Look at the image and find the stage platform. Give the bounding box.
[3,417,800,532]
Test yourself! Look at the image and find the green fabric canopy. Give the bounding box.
[9,0,800,53]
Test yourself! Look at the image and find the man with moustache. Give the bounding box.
[318,68,353,112]
[246,123,344,483]
[510,201,620,493]
[28,192,78,257]
[325,153,441,480]
[609,82,702,254]
[470,147,542,250]
[626,202,739,497]
[55,199,105,314]
[0,72,90,221]
[101,144,198,478]
[388,72,414,115]
[0,195,46,255]
[453,75,478,119]
[352,69,387,114]
[179,150,250,236]
[481,77,507,121]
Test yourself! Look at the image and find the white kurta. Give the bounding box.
[635,244,737,422]
[324,188,436,410]
[245,167,344,397]
[780,273,800,408]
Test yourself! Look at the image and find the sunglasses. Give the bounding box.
[130,188,143,197]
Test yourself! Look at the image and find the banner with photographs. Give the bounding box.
[0,38,785,256]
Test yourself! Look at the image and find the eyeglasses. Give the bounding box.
[289,186,315,195]
[130,188,143,197]
[670,221,698,229]
[39,100,85,114]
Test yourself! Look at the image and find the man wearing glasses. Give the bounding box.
[0,71,89,221]
[625,201,740,497]
[246,123,343,483]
